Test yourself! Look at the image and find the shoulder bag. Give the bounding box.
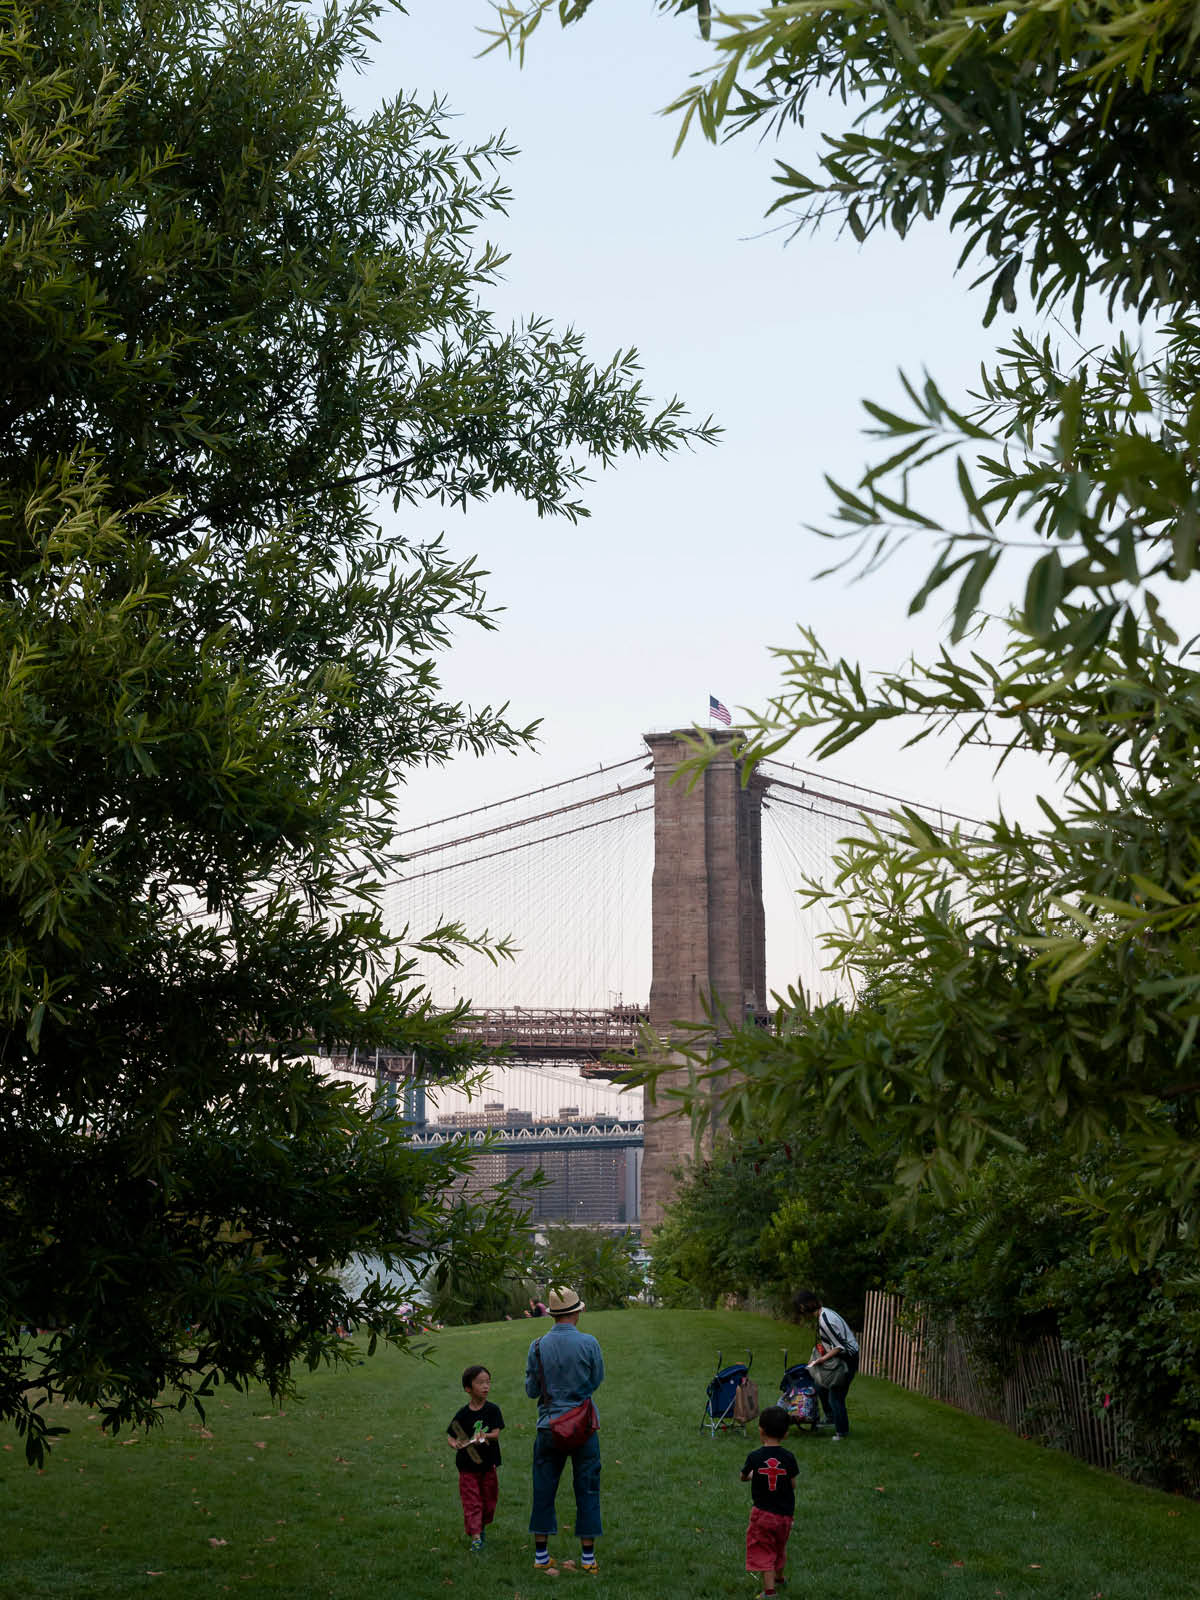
[535,1339,599,1452]
[809,1343,849,1389]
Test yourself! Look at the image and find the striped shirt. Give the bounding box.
[818,1307,859,1356]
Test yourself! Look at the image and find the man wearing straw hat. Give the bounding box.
[524,1285,605,1575]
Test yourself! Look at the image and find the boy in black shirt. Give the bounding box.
[740,1406,799,1599]
[447,1364,505,1551]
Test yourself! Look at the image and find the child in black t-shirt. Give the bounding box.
[740,1406,799,1600]
[447,1364,505,1551]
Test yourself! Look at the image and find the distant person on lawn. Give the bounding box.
[740,1405,799,1600]
[447,1364,504,1551]
[524,1285,604,1575]
[793,1289,860,1439]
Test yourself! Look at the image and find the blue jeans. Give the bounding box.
[529,1428,602,1537]
[819,1351,860,1435]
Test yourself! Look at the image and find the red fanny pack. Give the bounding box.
[549,1397,598,1452]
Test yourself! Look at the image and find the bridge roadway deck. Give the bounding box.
[405,1119,643,1153]
[326,1006,648,1081]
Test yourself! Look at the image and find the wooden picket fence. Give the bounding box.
[860,1290,1118,1471]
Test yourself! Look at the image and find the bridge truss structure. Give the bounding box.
[405,1118,644,1154]
[324,1005,646,1087]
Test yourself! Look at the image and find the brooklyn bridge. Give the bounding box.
[323,727,982,1226]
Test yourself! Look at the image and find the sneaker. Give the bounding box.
[831,1433,846,1441]
[580,1560,599,1576]
[534,1556,559,1575]
[469,1535,484,1551]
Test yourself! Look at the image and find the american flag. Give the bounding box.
[709,695,732,726]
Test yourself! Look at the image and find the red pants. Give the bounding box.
[746,1506,793,1575]
[457,1468,499,1537]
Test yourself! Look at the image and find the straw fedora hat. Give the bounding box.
[546,1286,585,1317]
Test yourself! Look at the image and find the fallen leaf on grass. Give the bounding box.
[952,1561,964,1569]
[253,1441,266,1449]
[146,1571,164,1577]
[208,1538,229,1547]
[874,1485,885,1493]
[1030,1564,1042,1569]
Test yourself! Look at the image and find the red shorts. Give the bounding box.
[746,1506,793,1574]
[457,1467,499,1536]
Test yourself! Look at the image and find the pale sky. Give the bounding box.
[322,1,1121,1110]
[341,3,1064,831]
[325,2,1101,1116]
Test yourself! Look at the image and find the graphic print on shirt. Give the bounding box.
[742,1444,798,1515]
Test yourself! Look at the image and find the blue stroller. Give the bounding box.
[702,1349,756,1436]
[779,1348,823,1432]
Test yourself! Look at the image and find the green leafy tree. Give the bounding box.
[0,0,713,1462]
[493,0,1200,1267]
[539,1223,643,1310]
[900,1146,1200,1490]
[650,1125,896,1323]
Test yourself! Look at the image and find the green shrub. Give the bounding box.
[650,1127,898,1323]
[538,1225,643,1310]
[898,1146,1200,1492]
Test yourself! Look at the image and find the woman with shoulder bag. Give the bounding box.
[793,1289,860,1441]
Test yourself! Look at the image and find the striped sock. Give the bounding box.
[581,1545,596,1569]
[534,1543,551,1568]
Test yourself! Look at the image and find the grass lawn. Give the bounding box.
[1,1308,1196,1599]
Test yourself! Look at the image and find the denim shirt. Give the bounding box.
[525,1323,605,1428]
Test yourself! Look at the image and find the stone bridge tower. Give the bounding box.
[641,728,768,1226]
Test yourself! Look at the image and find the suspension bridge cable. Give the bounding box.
[761,758,988,832]
[765,779,990,841]
[766,792,987,845]
[395,754,647,836]
[385,802,654,886]
[399,780,653,862]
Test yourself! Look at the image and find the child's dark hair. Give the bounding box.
[760,1405,790,1440]
[792,1289,820,1318]
[461,1364,490,1391]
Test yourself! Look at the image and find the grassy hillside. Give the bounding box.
[1,1309,1195,1598]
